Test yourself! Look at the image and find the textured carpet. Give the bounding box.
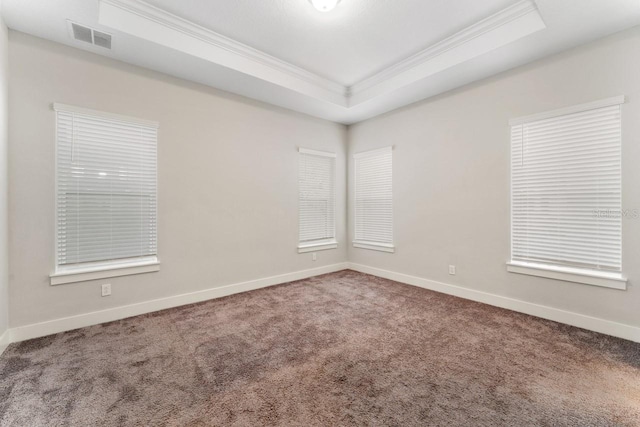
[0,270,639,426]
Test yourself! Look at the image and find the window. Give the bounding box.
[51,104,159,285]
[353,146,394,253]
[298,148,337,253]
[508,96,626,289]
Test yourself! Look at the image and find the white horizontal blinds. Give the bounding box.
[511,103,622,272]
[299,149,336,244]
[354,147,393,244]
[56,107,158,267]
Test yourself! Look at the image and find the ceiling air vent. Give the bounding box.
[68,21,112,49]
[92,30,112,49]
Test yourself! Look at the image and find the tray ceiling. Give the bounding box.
[4,0,640,124]
[142,0,517,86]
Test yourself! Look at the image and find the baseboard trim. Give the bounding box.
[7,261,638,346]
[348,263,640,343]
[8,262,349,344]
[0,329,10,356]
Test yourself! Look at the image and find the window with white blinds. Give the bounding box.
[353,146,394,253]
[298,148,337,252]
[55,104,158,272]
[510,97,624,279]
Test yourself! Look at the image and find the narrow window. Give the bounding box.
[298,148,337,253]
[353,146,394,253]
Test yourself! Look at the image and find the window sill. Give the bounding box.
[298,241,338,253]
[353,241,395,253]
[506,261,626,290]
[50,259,160,285]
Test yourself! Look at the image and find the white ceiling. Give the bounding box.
[3,0,640,124]
[142,0,516,86]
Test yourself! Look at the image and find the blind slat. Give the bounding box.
[299,150,336,244]
[511,103,621,272]
[354,147,393,245]
[56,109,158,267]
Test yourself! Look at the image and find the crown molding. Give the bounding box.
[99,0,546,111]
[99,0,349,106]
[348,0,546,105]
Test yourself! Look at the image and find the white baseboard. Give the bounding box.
[0,328,10,356]
[348,263,640,343]
[6,261,638,348]
[8,262,349,344]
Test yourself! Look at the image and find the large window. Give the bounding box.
[508,97,626,289]
[298,148,337,253]
[52,104,158,283]
[353,146,394,253]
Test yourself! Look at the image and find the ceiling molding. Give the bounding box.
[98,0,545,111]
[99,0,349,106]
[349,0,546,105]
[6,0,639,124]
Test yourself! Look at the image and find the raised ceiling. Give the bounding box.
[141,0,517,86]
[4,0,640,124]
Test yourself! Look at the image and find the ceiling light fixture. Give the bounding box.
[309,0,341,12]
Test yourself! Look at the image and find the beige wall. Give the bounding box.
[8,26,640,332]
[8,32,347,327]
[348,27,640,328]
[0,4,8,336]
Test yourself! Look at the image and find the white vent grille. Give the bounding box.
[68,21,112,49]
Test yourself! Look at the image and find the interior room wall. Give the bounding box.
[8,31,347,328]
[7,24,640,339]
[0,1,9,344]
[348,27,640,329]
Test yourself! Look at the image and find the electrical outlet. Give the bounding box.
[448,265,456,275]
[312,252,317,261]
[101,283,111,297]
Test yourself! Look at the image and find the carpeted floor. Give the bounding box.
[0,270,639,426]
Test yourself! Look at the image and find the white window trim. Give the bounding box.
[352,241,395,253]
[298,147,336,158]
[509,96,626,126]
[52,103,159,284]
[352,146,393,159]
[53,103,159,128]
[507,261,626,290]
[298,240,338,253]
[50,257,160,286]
[508,95,627,290]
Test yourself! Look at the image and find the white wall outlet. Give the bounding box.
[312,252,317,261]
[101,283,112,297]
[448,265,456,275]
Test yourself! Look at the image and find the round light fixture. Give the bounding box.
[309,0,341,12]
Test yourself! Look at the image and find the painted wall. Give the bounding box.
[0,2,9,341]
[8,32,347,327]
[348,27,640,328]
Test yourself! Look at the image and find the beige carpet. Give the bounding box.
[0,270,639,426]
